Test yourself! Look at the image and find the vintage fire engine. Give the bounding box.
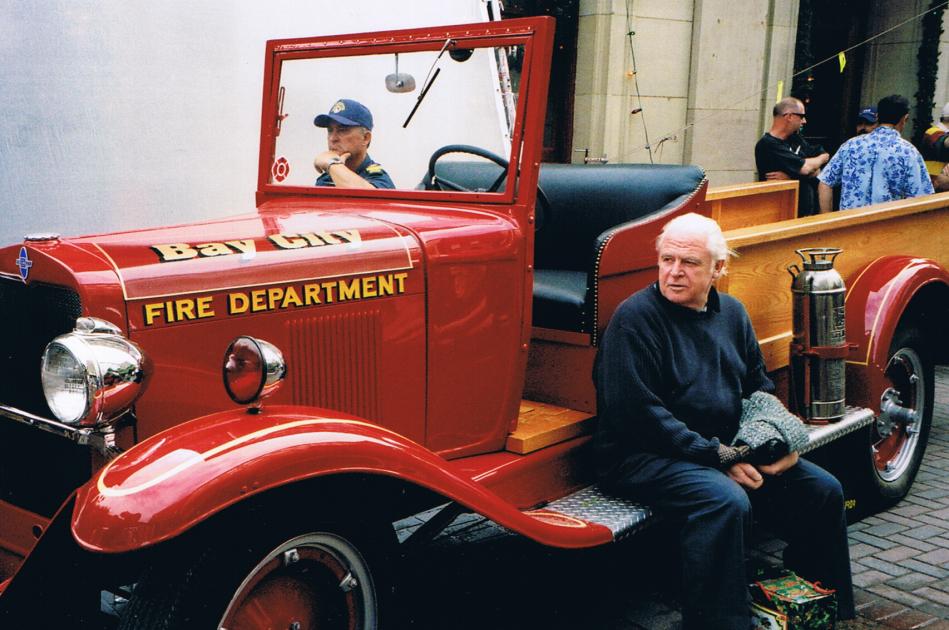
[1,16,948,628]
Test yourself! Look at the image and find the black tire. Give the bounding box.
[861,325,934,509]
[118,520,393,630]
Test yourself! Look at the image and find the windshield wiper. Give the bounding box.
[402,38,452,128]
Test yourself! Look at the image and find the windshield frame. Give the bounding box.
[256,18,549,206]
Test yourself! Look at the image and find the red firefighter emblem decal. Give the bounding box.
[271,157,290,182]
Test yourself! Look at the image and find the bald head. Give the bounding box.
[773,97,804,117]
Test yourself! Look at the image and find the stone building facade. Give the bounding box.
[569,0,949,184]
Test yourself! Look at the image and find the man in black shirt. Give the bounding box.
[755,97,829,216]
[594,213,854,629]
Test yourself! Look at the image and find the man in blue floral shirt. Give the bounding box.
[818,95,933,212]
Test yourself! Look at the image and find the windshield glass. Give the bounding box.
[267,41,523,193]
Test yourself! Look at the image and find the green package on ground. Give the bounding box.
[752,572,837,630]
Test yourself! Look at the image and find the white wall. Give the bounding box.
[0,0,490,244]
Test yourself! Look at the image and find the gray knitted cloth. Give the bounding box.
[733,391,809,453]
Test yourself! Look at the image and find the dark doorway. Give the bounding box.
[503,0,579,163]
[792,0,872,155]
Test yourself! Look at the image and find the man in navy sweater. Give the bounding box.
[593,213,853,629]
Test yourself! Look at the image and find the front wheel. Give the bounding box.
[862,326,934,509]
[119,523,389,630]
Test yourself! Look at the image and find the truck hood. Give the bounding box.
[48,209,421,331]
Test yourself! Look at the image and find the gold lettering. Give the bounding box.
[300,232,329,247]
[144,303,164,325]
[228,293,249,314]
[321,281,337,303]
[267,287,284,310]
[394,272,408,293]
[250,289,267,312]
[174,299,196,321]
[269,233,307,249]
[282,286,303,308]
[361,276,377,298]
[333,229,362,244]
[378,275,394,296]
[317,231,341,245]
[303,283,322,305]
[152,243,198,262]
[196,242,232,257]
[338,279,360,301]
[196,296,215,318]
[225,239,256,255]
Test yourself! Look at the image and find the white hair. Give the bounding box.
[656,212,734,267]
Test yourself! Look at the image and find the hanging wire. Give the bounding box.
[628,0,949,156]
[625,0,653,163]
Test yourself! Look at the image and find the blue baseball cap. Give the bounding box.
[314,99,374,130]
[857,106,877,123]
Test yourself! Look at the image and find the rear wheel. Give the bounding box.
[863,326,933,508]
[118,522,390,630]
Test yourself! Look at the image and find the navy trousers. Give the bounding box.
[608,455,855,630]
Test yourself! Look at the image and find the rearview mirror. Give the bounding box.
[385,53,416,93]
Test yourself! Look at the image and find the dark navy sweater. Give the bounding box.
[593,282,773,476]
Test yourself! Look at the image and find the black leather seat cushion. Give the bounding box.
[532,269,588,331]
[428,160,706,333]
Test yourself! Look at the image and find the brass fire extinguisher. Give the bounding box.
[788,248,848,423]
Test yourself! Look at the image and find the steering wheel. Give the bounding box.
[422,144,552,230]
[423,144,510,192]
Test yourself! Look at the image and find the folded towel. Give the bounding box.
[733,391,809,465]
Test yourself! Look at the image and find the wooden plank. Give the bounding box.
[507,399,595,454]
[707,180,798,231]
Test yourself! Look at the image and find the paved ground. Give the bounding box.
[397,367,949,629]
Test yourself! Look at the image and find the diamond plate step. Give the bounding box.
[539,485,656,541]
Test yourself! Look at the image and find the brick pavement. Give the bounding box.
[839,366,949,629]
[397,367,949,629]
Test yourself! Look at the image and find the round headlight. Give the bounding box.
[40,318,150,426]
[223,336,286,405]
[41,341,92,424]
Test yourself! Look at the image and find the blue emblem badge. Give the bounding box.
[16,246,33,282]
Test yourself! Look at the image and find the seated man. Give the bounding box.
[593,213,854,629]
[313,99,395,189]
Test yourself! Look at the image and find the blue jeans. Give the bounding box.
[607,455,855,630]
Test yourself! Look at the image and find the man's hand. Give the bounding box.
[758,451,799,476]
[765,171,791,181]
[726,462,763,490]
[313,150,352,173]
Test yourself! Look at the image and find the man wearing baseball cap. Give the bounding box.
[313,99,395,189]
[855,106,877,135]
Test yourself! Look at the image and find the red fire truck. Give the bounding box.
[1,16,947,628]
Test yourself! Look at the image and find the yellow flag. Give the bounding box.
[776,80,784,103]
[838,52,847,72]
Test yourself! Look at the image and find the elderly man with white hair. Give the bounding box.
[593,213,854,629]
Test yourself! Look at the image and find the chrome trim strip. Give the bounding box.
[800,406,875,454]
[0,403,93,444]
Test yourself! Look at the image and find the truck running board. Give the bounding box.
[527,406,876,541]
[397,407,877,547]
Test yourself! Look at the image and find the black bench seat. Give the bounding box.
[433,160,707,335]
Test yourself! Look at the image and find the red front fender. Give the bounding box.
[72,406,613,552]
[845,255,949,409]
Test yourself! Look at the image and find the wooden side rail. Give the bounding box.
[721,193,949,372]
[706,180,798,230]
